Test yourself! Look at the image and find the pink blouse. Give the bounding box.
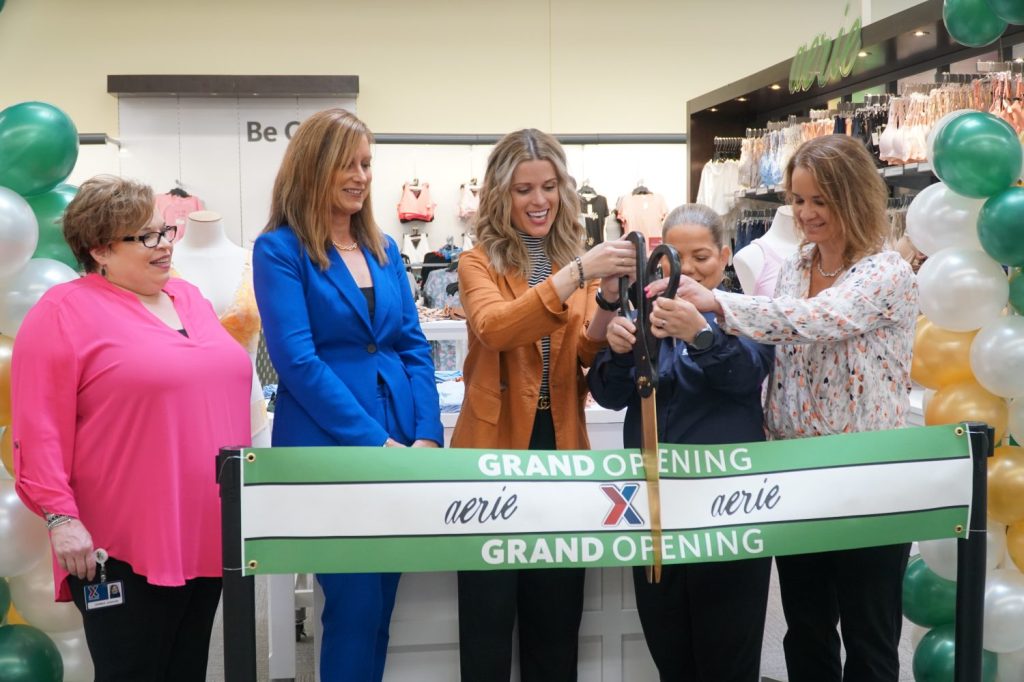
[12,275,252,600]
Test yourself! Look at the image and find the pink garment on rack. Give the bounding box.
[155,194,204,240]
[398,183,436,222]
[616,193,668,243]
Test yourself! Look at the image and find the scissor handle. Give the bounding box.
[617,232,647,320]
[647,244,681,300]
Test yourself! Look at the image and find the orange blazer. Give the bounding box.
[451,246,605,451]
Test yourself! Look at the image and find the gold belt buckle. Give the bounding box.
[537,394,551,410]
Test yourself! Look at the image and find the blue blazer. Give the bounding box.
[253,226,442,448]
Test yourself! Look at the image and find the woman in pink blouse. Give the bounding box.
[11,176,252,681]
[672,135,918,682]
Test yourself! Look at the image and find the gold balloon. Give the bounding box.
[6,603,26,625]
[989,446,1024,525]
[0,334,11,425]
[0,427,11,478]
[1008,522,1024,573]
[911,316,978,389]
[926,378,1008,443]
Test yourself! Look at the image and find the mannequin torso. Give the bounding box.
[734,206,800,296]
[172,211,249,316]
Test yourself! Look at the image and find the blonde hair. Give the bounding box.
[62,175,154,273]
[263,109,386,268]
[784,134,889,267]
[473,129,582,276]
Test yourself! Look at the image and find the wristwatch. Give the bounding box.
[687,322,715,351]
[595,289,620,312]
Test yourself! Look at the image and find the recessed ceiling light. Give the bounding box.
[770,84,781,90]
[709,107,718,112]
[738,96,748,102]
[913,30,929,37]
[858,50,869,57]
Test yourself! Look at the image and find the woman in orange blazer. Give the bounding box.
[453,128,635,682]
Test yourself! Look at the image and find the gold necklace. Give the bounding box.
[332,240,358,252]
[815,252,844,278]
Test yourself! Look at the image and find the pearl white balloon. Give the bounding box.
[0,257,78,336]
[8,557,83,633]
[998,647,1024,682]
[0,186,38,278]
[1010,398,1023,446]
[0,478,47,577]
[927,109,975,164]
[905,182,985,256]
[918,518,1007,580]
[983,568,1024,653]
[971,316,1024,398]
[917,248,1010,332]
[49,628,93,682]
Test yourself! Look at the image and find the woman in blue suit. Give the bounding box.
[253,108,443,681]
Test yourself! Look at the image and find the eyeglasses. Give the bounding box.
[121,225,177,248]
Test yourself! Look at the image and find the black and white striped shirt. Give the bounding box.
[521,234,552,399]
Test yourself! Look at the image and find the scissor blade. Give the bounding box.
[640,394,663,583]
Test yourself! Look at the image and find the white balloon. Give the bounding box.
[918,518,1007,580]
[0,257,78,336]
[0,186,38,279]
[1011,398,1023,446]
[983,568,1024,653]
[0,478,48,577]
[998,647,1024,682]
[971,316,1024,398]
[917,248,1010,332]
[927,109,975,164]
[8,556,83,633]
[49,628,94,682]
[905,182,985,256]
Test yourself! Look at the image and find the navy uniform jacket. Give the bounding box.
[588,312,773,448]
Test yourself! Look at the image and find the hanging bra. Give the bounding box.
[398,183,436,223]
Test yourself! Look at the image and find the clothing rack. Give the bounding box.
[978,60,1024,74]
[373,133,687,145]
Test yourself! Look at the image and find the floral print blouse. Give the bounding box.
[714,246,918,439]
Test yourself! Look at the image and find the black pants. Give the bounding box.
[68,557,222,682]
[776,543,911,682]
[459,408,586,681]
[633,557,771,682]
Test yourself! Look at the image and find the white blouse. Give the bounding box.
[714,247,918,439]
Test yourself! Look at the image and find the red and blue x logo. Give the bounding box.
[600,483,644,526]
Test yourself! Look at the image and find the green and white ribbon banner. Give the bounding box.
[237,425,973,575]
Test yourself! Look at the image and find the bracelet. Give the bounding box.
[574,256,585,289]
[595,288,620,312]
[45,513,74,531]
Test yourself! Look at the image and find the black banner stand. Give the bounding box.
[218,423,994,682]
[218,447,257,682]
[954,422,994,682]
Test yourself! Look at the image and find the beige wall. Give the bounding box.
[0,0,862,136]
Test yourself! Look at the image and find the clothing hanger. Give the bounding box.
[632,179,650,195]
[168,187,190,198]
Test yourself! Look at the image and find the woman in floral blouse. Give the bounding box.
[672,134,918,682]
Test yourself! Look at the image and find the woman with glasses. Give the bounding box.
[11,175,252,681]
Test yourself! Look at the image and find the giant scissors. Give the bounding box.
[618,231,681,583]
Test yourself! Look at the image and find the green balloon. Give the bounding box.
[985,0,1024,23]
[1011,267,1024,314]
[903,555,957,627]
[945,0,1009,46]
[0,581,9,623]
[0,1,5,13]
[0,625,63,682]
[979,186,1024,266]
[0,102,79,198]
[933,112,1023,198]
[25,184,78,271]
[913,623,998,682]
